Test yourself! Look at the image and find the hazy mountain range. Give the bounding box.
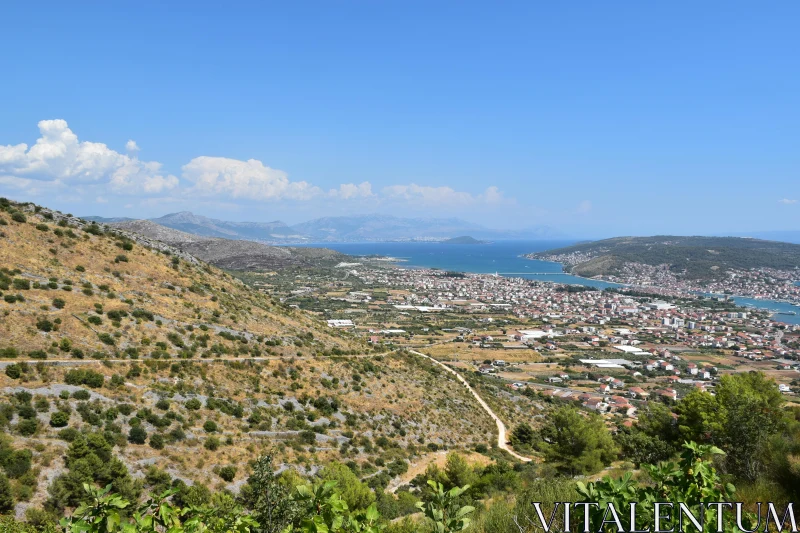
[84,212,565,243]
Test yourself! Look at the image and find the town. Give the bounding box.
[260,261,800,429]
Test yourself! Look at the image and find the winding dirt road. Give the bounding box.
[408,349,532,463]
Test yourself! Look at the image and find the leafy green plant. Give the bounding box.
[576,442,748,533]
[415,480,474,533]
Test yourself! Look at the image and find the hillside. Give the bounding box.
[0,198,503,519]
[111,220,347,270]
[529,235,800,280]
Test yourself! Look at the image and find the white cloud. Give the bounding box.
[381,183,508,208]
[96,196,108,204]
[1,120,513,214]
[778,198,797,205]
[0,119,176,194]
[181,156,321,201]
[330,181,374,199]
[576,200,592,214]
[479,186,506,205]
[109,159,178,194]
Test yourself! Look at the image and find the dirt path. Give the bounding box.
[408,349,532,463]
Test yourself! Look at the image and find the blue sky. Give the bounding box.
[1,1,799,237]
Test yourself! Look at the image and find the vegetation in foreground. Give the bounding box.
[1,442,785,533]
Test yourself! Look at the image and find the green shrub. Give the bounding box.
[16,418,38,437]
[218,465,237,482]
[58,428,80,442]
[11,212,26,223]
[52,297,66,309]
[185,398,202,410]
[149,433,165,450]
[4,364,21,379]
[128,426,147,444]
[203,420,218,433]
[36,318,54,332]
[49,411,70,428]
[85,223,102,235]
[0,347,18,358]
[72,390,90,400]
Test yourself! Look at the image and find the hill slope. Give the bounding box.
[111,220,347,270]
[0,198,507,517]
[0,201,355,358]
[529,236,800,280]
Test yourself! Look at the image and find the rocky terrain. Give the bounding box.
[0,198,503,520]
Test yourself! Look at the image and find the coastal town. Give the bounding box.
[532,250,800,304]
[269,260,800,428]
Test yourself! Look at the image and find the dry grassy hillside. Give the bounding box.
[0,198,500,519]
[0,199,355,360]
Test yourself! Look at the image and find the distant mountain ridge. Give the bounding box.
[84,211,565,243]
[110,219,347,270]
[151,211,301,240]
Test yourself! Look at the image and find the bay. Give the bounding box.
[293,240,800,325]
[295,240,619,288]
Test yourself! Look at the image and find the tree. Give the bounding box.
[510,423,536,449]
[675,371,786,481]
[241,453,297,533]
[319,462,375,511]
[443,453,476,490]
[675,390,726,443]
[128,426,147,445]
[716,371,785,480]
[616,402,681,466]
[538,406,617,476]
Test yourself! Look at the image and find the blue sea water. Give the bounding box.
[292,240,800,325]
[296,240,619,288]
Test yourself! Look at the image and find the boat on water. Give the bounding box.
[775,311,797,316]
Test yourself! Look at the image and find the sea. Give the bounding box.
[292,240,800,325]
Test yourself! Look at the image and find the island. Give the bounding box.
[441,235,488,244]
